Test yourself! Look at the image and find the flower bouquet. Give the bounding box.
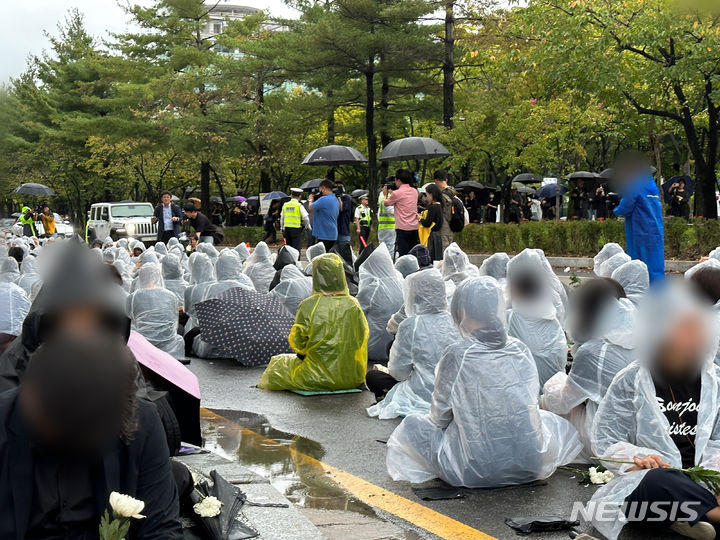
[99,492,145,540]
[591,457,720,494]
[190,469,258,540]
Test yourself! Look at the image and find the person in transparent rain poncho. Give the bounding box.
[394,255,419,279]
[588,284,720,540]
[243,241,275,293]
[386,276,582,488]
[234,243,251,264]
[195,242,219,261]
[440,242,478,288]
[0,258,20,284]
[16,255,41,297]
[541,278,636,461]
[506,249,568,390]
[161,254,189,309]
[610,259,649,308]
[154,242,168,257]
[270,265,312,315]
[127,263,184,358]
[303,242,327,277]
[206,252,254,298]
[183,252,217,334]
[0,282,30,353]
[597,252,631,279]
[593,243,625,276]
[366,269,461,419]
[356,244,404,361]
[479,252,510,287]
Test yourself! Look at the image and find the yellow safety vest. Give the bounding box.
[282,199,303,228]
[378,196,395,230]
[19,208,36,236]
[357,206,371,226]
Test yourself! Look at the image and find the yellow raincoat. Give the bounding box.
[258,253,369,391]
[418,209,433,246]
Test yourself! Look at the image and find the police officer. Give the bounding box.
[354,195,372,246]
[19,206,37,238]
[281,188,310,251]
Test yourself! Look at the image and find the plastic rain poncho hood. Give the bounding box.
[611,260,649,306]
[367,269,461,419]
[269,265,312,315]
[154,242,168,256]
[541,298,636,460]
[303,243,326,277]
[356,244,404,360]
[479,252,510,284]
[593,243,625,276]
[441,243,478,285]
[394,255,419,278]
[206,254,255,299]
[588,286,720,540]
[0,283,30,337]
[258,254,369,392]
[161,254,188,309]
[243,242,275,293]
[269,246,300,291]
[234,243,251,263]
[597,252,631,279]
[128,263,184,358]
[386,276,581,487]
[195,242,219,260]
[0,258,20,284]
[506,250,567,389]
[184,253,217,331]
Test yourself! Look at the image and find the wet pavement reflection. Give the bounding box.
[201,408,376,516]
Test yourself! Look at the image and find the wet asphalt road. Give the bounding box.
[188,358,680,540]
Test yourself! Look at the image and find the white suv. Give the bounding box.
[88,202,157,243]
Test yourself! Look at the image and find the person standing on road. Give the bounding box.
[613,154,665,283]
[281,188,310,252]
[354,195,372,246]
[418,184,444,262]
[183,204,224,245]
[335,182,353,247]
[383,170,419,257]
[19,206,36,238]
[309,179,340,252]
[377,179,396,257]
[433,170,462,252]
[39,204,56,238]
[153,191,182,244]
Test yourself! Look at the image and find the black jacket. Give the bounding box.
[0,390,182,540]
[153,203,182,240]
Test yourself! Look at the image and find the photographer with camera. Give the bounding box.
[39,204,56,238]
[308,179,339,252]
[335,181,353,248]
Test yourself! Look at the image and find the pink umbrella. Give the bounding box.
[232,195,247,202]
[128,330,201,400]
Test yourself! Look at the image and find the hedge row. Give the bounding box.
[222,218,720,259]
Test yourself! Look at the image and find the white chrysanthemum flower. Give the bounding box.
[109,492,146,519]
[194,495,223,517]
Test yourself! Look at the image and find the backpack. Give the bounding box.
[449,195,466,233]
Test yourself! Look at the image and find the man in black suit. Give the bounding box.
[0,333,182,539]
[153,191,182,244]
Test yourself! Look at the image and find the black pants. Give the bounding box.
[624,468,717,526]
[263,222,276,243]
[160,230,176,244]
[396,229,420,257]
[284,227,303,251]
[359,225,371,246]
[365,370,399,400]
[319,239,335,252]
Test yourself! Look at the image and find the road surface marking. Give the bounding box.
[201,408,497,540]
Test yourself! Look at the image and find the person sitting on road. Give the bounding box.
[269,264,312,316]
[588,284,720,540]
[597,252,631,279]
[541,278,635,461]
[0,281,30,354]
[0,257,20,284]
[303,242,326,277]
[128,263,185,358]
[357,244,404,361]
[478,252,510,287]
[162,254,188,309]
[386,276,582,488]
[506,249,568,390]
[611,259,649,307]
[243,242,275,293]
[593,243,625,276]
[269,245,301,291]
[258,253,369,392]
[394,255,419,279]
[183,252,217,357]
[366,269,461,418]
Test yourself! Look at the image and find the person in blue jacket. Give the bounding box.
[612,155,665,283]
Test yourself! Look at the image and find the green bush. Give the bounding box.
[222,226,266,247]
[456,218,719,258]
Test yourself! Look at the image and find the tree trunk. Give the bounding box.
[442,0,455,129]
[379,71,391,193]
[200,161,211,216]
[365,66,378,209]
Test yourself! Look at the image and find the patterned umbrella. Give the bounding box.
[196,287,294,367]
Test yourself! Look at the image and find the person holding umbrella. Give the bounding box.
[39,204,56,238]
[354,195,372,246]
[281,188,310,251]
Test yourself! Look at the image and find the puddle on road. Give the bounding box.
[201,408,376,516]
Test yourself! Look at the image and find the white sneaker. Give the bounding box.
[670,521,716,540]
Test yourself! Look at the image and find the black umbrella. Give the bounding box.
[455,180,485,190]
[379,137,450,162]
[196,288,294,367]
[246,196,260,207]
[567,171,599,180]
[209,196,223,204]
[598,168,614,180]
[13,183,55,196]
[299,178,323,190]
[663,175,695,196]
[512,173,541,184]
[511,182,536,194]
[263,191,289,201]
[536,184,568,199]
[302,145,367,166]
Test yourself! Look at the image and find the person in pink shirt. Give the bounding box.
[383,169,420,256]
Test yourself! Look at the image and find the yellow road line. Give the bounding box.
[200,408,497,540]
